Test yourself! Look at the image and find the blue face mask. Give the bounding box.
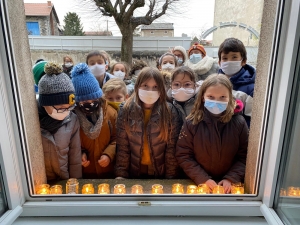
[189,54,202,64]
[204,99,228,115]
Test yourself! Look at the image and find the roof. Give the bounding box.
[140,23,174,30]
[24,1,60,24]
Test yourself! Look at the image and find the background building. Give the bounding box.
[140,23,174,37]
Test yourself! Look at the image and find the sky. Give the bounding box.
[23,0,215,38]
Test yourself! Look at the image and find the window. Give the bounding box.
[26,22,40,35]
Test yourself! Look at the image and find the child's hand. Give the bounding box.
[81,153,90,167]
[218,179,232,194]
[205,179,218,193]
[98,155,110,167]
[115,177,125,179]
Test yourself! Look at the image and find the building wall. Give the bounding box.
[212,0,264,46]
[26,14,59,36]
[50,11,59,36]
[141,30,174,37]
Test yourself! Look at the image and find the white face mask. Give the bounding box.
[48,110,70,121]
[65,62,73,68]
[172,88,195,102]
[220,60,242,76]
[134,70,141,76]
[113,71,126,80]
[138,89,160,105]
[161,63,175,70]
[89,64,106,78]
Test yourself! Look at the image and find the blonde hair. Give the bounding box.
[187,74,236,124]
[63,55,74,63]
[124,67,171,141]
[110,61,130,77]
[102,78,128,97]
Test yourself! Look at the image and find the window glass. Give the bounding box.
[26,22,40,35]
[0,159,8,217]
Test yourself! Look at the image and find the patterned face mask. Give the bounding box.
[79,100,99,115]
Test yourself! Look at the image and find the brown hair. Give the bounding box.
[171,66,197,83]
[158,53,178,67]
[124,67,171,141]
[86,50,106,64]
[110,61,130,77]
[187,74,236,124]
[218,38,247,62]
[102,78,128,97]
[63,55,74,63]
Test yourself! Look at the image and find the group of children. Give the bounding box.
[35,37,254,193]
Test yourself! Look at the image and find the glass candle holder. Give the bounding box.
[36,184,50,195]
[66,178,79,194]
[213,185,225,194]
[82,184,95,194]
[280,188,287,196]
[186,185,197,194]
[231,183,244,194]
[197,184,209,194]
[151,184,163,194]
[131,185,143,194]
[114,184,126,194]
[288,186,300,196]
[172,183,184,194]
[50,185,63,194]
[98,183,110,194]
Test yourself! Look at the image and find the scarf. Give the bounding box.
[185,56,216,75]
[75,105,104,139]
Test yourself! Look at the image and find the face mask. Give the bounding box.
[65,62,73,68]
[138,89,160,105]
[79,100,99,115]
[172,88,195,102]
[220,60,242,76]
[108,101,122,111]
[189,54,202,64]
[113,71,126,80]
[161,63,175,70]
[89,64,106,78]
[204,99,228,115]
[134,70,141,76]
[48,110,70,121]
[177,58,183,65]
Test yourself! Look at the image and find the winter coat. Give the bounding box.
[176,110,248,185]
[115,100,183,179]
[185,56,219,81]
[62,65,73,78]
[219,64,256,127]
[79,103,117,179]
[172,95,196,121]
[41,112,82,181]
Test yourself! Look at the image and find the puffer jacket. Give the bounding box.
[41,112,82,181]
[172,95,196,121]
[115,100,182,179]
[176,110,248,185]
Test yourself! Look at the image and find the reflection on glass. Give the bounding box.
[0,164,8,216]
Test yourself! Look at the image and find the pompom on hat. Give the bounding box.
[71,63,103,102]
[188,43,206,57]
[32,60,47,85]
[38,62,75,106]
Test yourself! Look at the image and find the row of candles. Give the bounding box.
[280,187,300,197]
[36,179,245,195]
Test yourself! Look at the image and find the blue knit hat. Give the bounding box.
[71,63,103,102]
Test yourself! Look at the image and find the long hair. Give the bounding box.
[187,74,236,124]
[124,67,171,141]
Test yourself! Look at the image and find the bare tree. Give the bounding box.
[91,0,182,64]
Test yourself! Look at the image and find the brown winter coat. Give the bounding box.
[115,100,182,179]
[176,110,248,185]
[80,103,117,178]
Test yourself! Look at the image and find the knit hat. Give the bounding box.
[188,43,206,57]
[71,63,103,102]
[38,62,75,106]
[32,60,47,85]
[173,46,188,62]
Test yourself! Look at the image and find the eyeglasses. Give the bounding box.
[52,105,75,113]
[171,81,195,90]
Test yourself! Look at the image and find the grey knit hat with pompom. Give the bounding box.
[38,62,75,106]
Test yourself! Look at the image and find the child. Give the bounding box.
[102,78,129,111]
[99,50,112,71]
[158,53,178,71]
[185,43,219,81]
[130,59,148,84]
[115,67,182,179]
[218,37,256,127]
[71,63,117,179]
[62,55,74,77]
[172,46,188,66]
[176,74,248,194]
[110,62,134,96]
[37,62,82,181]
[32,59,47,97]
[86,50,115,88]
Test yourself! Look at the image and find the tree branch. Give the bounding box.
[94,0,116,17]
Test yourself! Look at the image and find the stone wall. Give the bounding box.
[26,16,50,36]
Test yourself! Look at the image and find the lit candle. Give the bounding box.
[288,187,299,196]
[114,184,126,194]
[151,184,163,194]
[197,184,208,194]
[186,185,197,194]
[213,185,225,194]
[172,183,184,194]
[98,183,110,194]
[280,188,286,196]
[66,178,79,194]
[82,184,95,194]
[50,185,63,194]
[36,184,50,195]
[131,185,143,194]
[231,183,244,194]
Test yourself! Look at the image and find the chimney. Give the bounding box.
[47,1,52,7]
